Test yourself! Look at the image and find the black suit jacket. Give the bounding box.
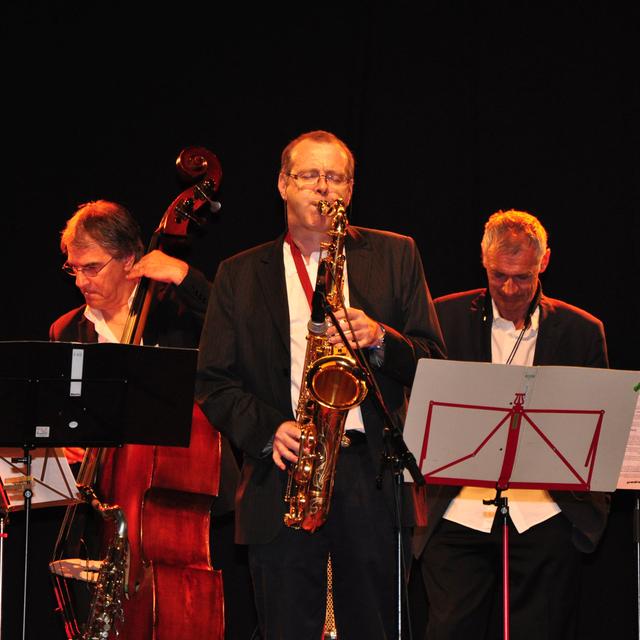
[417,287,610,554]
[196,227,445,545]
[49,267,210,347]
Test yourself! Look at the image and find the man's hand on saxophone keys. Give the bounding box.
[273,421,302,470]
[327,307,385,349]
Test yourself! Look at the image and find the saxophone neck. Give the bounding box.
[318,200,348,251]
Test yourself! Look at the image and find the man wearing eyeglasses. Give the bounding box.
[196,130,445,640]
[48,199,257,637]
[414,210,610,640]
[50,199,212,468]
[51,199,209,348]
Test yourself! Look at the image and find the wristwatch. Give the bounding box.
[372,324,386,350]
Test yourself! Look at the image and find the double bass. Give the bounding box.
[50,148,226,640]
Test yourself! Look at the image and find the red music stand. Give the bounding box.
[403,359,638,640]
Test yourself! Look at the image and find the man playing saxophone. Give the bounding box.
[196,130,445,640]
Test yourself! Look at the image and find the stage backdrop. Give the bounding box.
[3,4,638,639]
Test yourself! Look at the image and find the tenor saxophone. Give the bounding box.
[49,451,129,640]
[284,199,368,532]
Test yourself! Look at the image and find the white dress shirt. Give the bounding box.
[443,301,560,533]
[84,290,140,345]
[283,241,365,432]
[84,306,122,344]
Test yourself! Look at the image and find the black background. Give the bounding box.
[2,3,639,638]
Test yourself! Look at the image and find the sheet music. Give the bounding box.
[617,394,640,489]
[0,447,80,510]
[403,359,639,492]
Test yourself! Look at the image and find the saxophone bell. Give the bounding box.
[307,355,367,411]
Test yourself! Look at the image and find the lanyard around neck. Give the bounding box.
[285,231,314,309]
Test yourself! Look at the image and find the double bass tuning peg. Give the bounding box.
[208,200,222,214]
[173,198,198,225]
[173,195,221,227]
[193,180,222,215]
[162,146,223,234]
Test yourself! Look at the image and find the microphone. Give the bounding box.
[308,261,328,335]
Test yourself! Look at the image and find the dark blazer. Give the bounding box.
[49,267,210,348]
[417,287,610,554]
[196,227,445,545]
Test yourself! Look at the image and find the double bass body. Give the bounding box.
[97,406,225,640]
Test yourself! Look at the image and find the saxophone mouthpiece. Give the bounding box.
[317,200,331,216]
[317,199,345,216]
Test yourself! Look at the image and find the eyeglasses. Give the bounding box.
[286,170,352,187]
[62,256,115,277]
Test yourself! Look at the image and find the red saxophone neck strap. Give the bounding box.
[285,231,313,309]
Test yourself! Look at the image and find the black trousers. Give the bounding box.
[421,513,582,640]
[248,438,411,640]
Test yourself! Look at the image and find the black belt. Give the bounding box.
[342,429,367,447]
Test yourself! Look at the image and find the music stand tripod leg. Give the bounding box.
[634,493,640,640]
[10,447,34,640]
[484,490,510,640]
[0,478,9,640]
[0,515,5,640]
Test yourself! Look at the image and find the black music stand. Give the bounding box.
[404,359,637,640]
[0,340,198,640]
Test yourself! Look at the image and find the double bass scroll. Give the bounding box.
[121,146,222,346]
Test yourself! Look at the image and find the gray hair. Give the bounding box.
[60,200,144,260]
[481,209,548,264]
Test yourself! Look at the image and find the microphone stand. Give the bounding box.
[323,300,424,640]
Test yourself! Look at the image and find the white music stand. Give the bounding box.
[615,392,640,639]
[0,340,198,640]
[0,448,78,511]
[403,359,639,639]
[0,449,78,640]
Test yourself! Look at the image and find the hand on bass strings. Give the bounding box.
[126,249,189,286]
